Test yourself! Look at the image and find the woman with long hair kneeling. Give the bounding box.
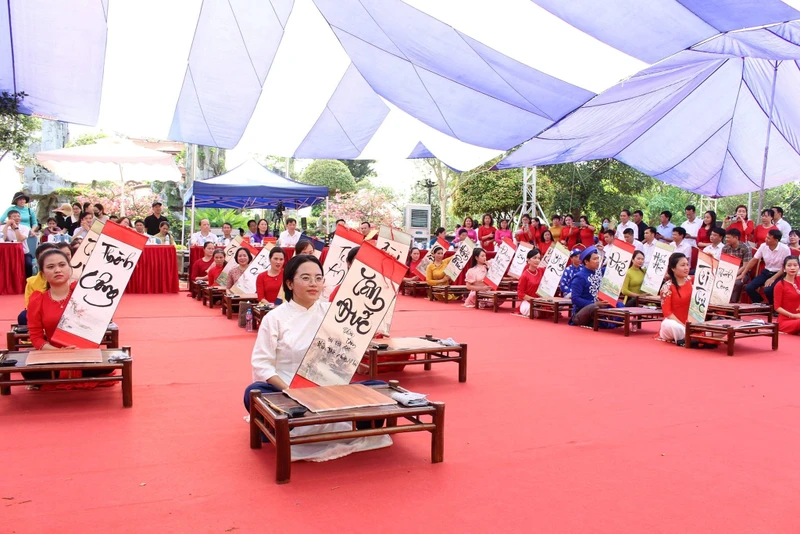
[243,255,391,461]
[659,253,693,345]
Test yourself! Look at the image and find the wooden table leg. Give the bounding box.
[121,359,133,408]
[275,416,292,484]
[685,325,693,349]
[592,309,600,331]
[767,306,774,323]
[727,327,735,356]
[6,332,15,351]
[553,304,559,324]
[0,371,10,396]
[431,402,445,463]
[772,324,779,350]
[623,313,630,337]
[227,298,234,320]
[458,344,467,383]
[493,295,499,313]
[249,391,263,449]
[368,350,378,380]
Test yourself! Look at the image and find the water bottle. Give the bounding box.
[165,234,171,245]
[245,308,253,332]
[250,236,255,246]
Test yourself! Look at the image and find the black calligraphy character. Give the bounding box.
[353,268,386,313]
[334,297,372,334]
[79,270,120,308]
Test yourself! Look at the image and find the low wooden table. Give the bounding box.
[364,337,467,382]
[708,303,773,322]
[249,384,444,484]
[402,280,429,298]
[222,293,259,319]
[685,319,778,356]
[593,306,664,336]
[475,290,518,313]
[429,285,470,302]
[0,347,133,407]
[637,295,662,308]
[202,286,226,308]
[497,279,519,291]
[251,305,271,331]
[530,297,572,323]
[6,323,120,352]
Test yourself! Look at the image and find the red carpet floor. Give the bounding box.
[2,291,800,533]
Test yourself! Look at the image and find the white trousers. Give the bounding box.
[659,318,686,342]
[520,300,531,316]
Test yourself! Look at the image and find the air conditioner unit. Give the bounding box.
[404,204,431,246]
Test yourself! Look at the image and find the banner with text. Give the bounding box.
[232,243,274,295]
[485,238,517,290]
[375,226,412,336]
[53,222,148,347]
[688,250,717,323]
[416,237,450,278]
[507,241,534,279]
[444,237,475,281]
[709,253,741,306]
[213,236,244,287]
[598,239,635,305]
[293,243,406,387]
[69,219,105,282]
[536,242,570,298]
[641,241,675,295]
[322,225,365,298]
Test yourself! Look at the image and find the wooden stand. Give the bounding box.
[429,285,470,302]
[707,303,773,322]
[364,338,467,382]
[593,306,664,336]
[530,297,572,323]
[222,293,259,319]
[637,295,662,308]
[685,320,779,356]
[252,306,270,331]
[202,286,226,308]
[402,280,429,298]
[475,290,518,313]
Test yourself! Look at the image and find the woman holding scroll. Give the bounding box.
[773,256,800,335]
[425,246,455,301]
[244,255,391,461]
[256,247,286,304]
[516,248,542,317]
[226,248,253,290]
[658,253,694,345]
[403,247,423,283]
[464,248,492,308]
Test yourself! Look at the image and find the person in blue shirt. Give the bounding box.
[569,246,604,326]
[559,248,583,297]
[1,192,38,231]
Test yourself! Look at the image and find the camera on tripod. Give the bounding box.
[272,200,285,222]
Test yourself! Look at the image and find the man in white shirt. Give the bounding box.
[671,227,693,260]
[655,211,675,243]
[220,222,235,246]
[278,217,300,247]
[2,209,33,275]
[615,210,637,240]
[599,229,615,264]
[622,228,643,253]
[771,206,791,244]
[739,228,790,305]
[680,204,702,248]
[702,227,725,261]
[641,227,657,268]
[190,219,218,246]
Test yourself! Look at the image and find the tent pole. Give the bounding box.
[191,195,196,237]
[181,204,186,246]
[757,61,780,214]
[326,196,330,234]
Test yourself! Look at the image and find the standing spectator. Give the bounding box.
[641,227,657,268]
[278,218,300,247]
[671,227,693,259]
[359,221,371,237]
[632,210,647,241]
[655,211,675,243]
[459,217,478,242]
[722,228,752,303]
[495,219,513,245]
[696,210,717,249]
[477,214,497,252]
[598,217,614,240]
[680,205,702,248]
[789,230,800,256]
[724,205,754,245]
[739,229,790,305]
[1,192,37,231]
[702,227,725,260]
[754,209,778,248]
[191,219,218,246]
[429,227,447,248]
[2,209,33,276]
[144,201,168,235]
[549,215,564,244]
[614,210,637,240]
[515,214,536,244]
[771,206,792,244]
[578,216,596,247]
[562,215,580,249]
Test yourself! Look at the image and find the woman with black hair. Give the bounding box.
[477,214,496,252]
[658,253,693,344]
[696,210,717,249]
[256,247,286,304]
[464,247,492,308]
[226,247,253,289]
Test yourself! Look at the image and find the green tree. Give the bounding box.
[300,159,357,194]
[452,168,523,221]
[65,132,107,147]
[341,159,376,182]
[0,91,40,166]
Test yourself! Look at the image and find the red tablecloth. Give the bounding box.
[128,245,179,294]
[0,243,25,295]
[444,250,496,285]
[189,245,204,268]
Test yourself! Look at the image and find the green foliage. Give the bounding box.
[716,183,800,229]
[452,168,523,221]
[300,159,356,194]
[259,155,301,180]
[65,132,107,147]
[194,208,252,229]
[0,91,40,166]
[341,160,376,182]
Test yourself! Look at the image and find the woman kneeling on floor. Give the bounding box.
[659,253,693,345]
[243,255,391,462]
[464,248,492,308]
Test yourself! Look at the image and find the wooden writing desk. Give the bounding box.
[365,337,467,382]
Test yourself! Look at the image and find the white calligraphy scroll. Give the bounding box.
[69,220,105,281]
[598,239,635,305]
[485,238,517,290]
[52,222,147,348]
[536,242,570,298]
[292,243,407,387]
[377,225,412,264]
[641,241,674,295]
[444,238,475,281]
[417,237,449,278]
[322,225,365,298]
[709,252,741,306]
[688,250,717,323]
[507,241,534,279]
[232,243,274,295]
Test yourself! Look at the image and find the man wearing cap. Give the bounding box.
[1,192,38,232]
[559,248,583,298]
[144,201,168,236]
[569,246,605,327]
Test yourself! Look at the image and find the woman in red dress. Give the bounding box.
[562,215,580,249]
[191,241,217,281]
[538,230,553,257]
[754,209,778,248]
[788,230,800,257]
[578,215,596,247]
[256,247,286,304]
[477,214,497,252]
[774,255,800,335]
[658,253,693,344]
[206,249,226,286]
[724,205,754,245]
[403,247,423,283]
[696,210,717,249]
[515,214,536,245]
[516,248,543,316]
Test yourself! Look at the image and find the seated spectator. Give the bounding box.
[41,217,63,240]
[702,227,726,260]
[538,230,554,257]
[425,245,454,301]
[515,214,536,245]
[464,248,492,308]
[55,241,72,262]
[403,248,423,283]
[516,248,543,316]
[754,209,778,248]
[599,229,615,263]
[722,228,752,303]
[495,219,512,245]
[562,215,580,248]
[622,228,643,253]
[2,208,33,276]
[658,253,693,345]
[641,227,657,268]
[696,210,717,248]
[559,248,582,297]
[578,216,596,247]
[93,203,109,223]
[108,215,119,223]
[191,219,218,246]
[244,219,257,238]
[227,248,253,290]
[153,221,175,245]
[295,240,315,256]
[256,247,286,304]
[774,256,800,335]
[789,230,800,256]
[206,249,227,287]
[255,219,273,244]
[671,227,693,259]
[72,211,94,240]
[429,227,447,248]
[477,214,496,252]
[569,246,606,327]
[118,217,132,228]
[1,192,37,231]
[739,229,790,306]
[621,250,646,306]
[655,211,675,243]
[220,222,235,246]
[53,203,73,233]
[724,205,754,245]
[191,242,217,281]
[134,219,147,235]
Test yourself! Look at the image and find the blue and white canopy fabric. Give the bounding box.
[183,159,328,209]
[498,20,800,197]
[4,0,800,171]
